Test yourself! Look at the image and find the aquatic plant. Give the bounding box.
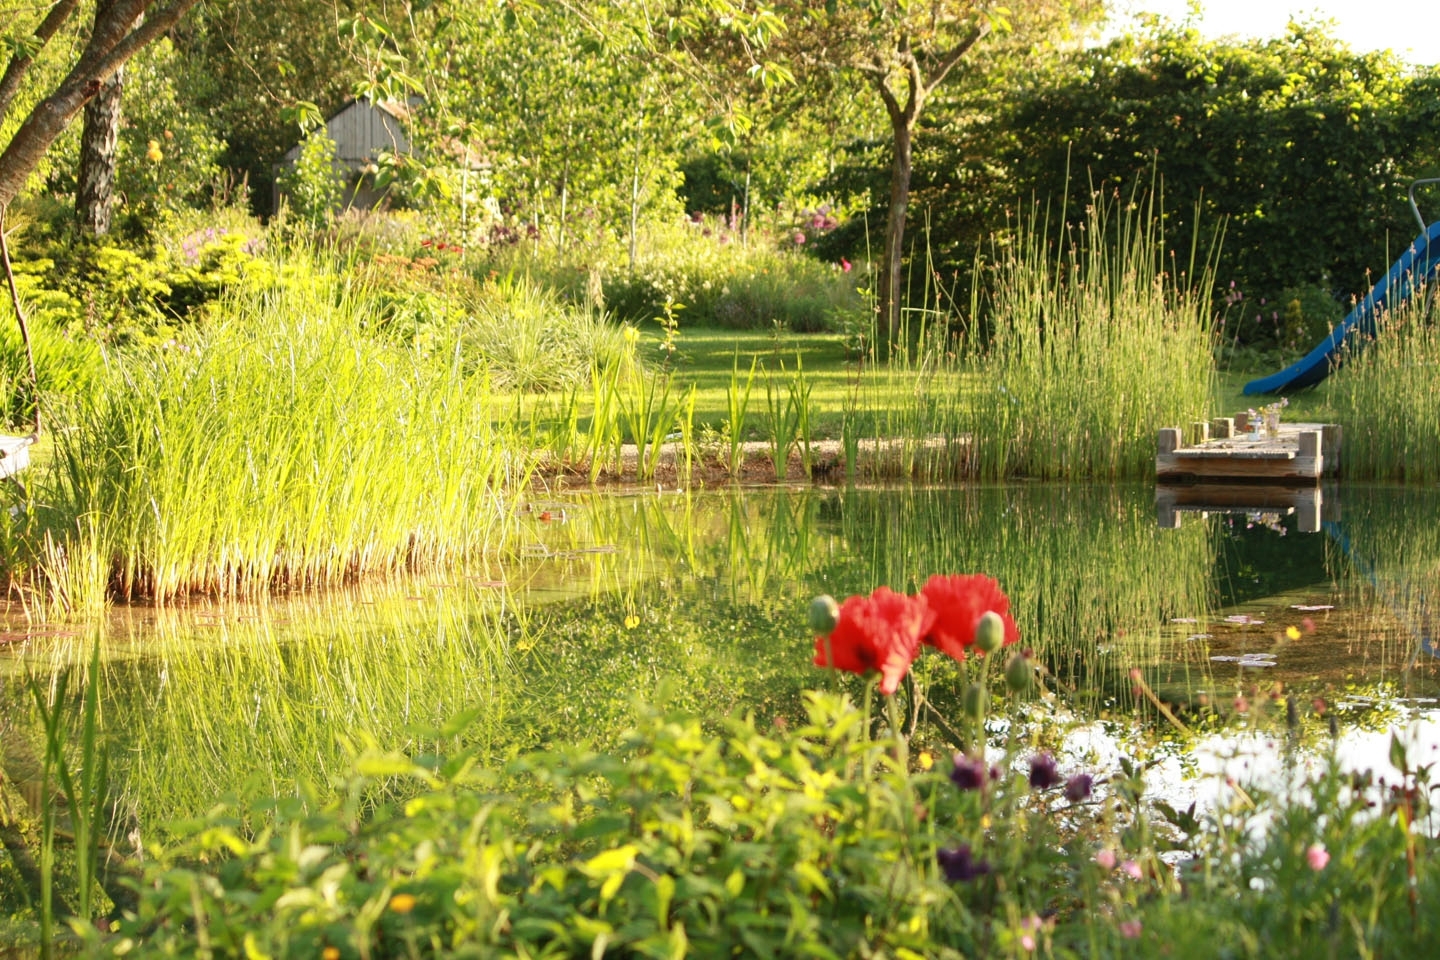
[963,194,1217,479]
[1331,287,1440,480]
[1,252,524,609]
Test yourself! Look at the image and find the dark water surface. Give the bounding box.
[2,483,1439,831]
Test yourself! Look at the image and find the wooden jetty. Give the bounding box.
[1155,482,1338,532]
[1156,414,1340,483]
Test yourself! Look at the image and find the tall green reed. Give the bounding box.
[1330,288,1440,480]
[726,353,758,477]
[618,367,679,482]
[5,252,524,610]
[964,195,1217,480]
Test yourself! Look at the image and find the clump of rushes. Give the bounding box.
[1331,289,1440,480]
[965,192,1217,480]
[9,251,522,609]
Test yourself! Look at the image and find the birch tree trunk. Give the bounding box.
[76,2,126,237]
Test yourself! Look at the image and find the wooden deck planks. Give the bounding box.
[1156,421,1338,482]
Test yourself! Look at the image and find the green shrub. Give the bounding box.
[277,126,343,227]
[73,691,1437,959]
[0,270,102,429]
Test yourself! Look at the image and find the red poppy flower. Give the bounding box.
[813,587,932,694]
[919,574,1019,661]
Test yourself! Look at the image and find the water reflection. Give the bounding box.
[0,483,1437,830]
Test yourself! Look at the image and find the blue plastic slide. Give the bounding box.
[1243,218,1440,395]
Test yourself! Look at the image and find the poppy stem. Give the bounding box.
[887,690,908,770]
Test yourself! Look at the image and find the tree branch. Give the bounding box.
[0,0,201,208]
[870,54,904,124]
[901,48,922,124]
[0,0,84,130]
[923,24,988,98]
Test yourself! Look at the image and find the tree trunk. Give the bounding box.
[0,0,200,211]
[76,18,125,237]
[878,118,912,354]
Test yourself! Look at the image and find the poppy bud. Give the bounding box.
[962,681,988,721]
[808,594,840,635]
[1005,651,1034,693]
[975,611,1005,654]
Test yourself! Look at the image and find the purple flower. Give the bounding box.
[1064,773,1094,803]
[1028,753,1062,791]
[937,844,991,882]
[950,753,989,791]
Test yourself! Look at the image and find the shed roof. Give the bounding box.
[280,99,412,167]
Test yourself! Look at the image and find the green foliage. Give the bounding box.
[6,220,271,353]
[84,694,1049,957]
[4,249,519,609]
[167,0,383,213]
[56,688,1439,959]
[889,20,1440,337]
[538,218,862,330]
[114,38,226,226]
[0,261,102,429]
[277,126,343,227]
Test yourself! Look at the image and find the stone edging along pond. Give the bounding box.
[533,435,975,487]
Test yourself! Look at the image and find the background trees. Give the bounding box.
[763,0,1102,349]
[1,2,1437,353]
[871,20,1440,346]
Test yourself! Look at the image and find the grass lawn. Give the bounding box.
[623,326,1343,445]
[1211,367,1337,425]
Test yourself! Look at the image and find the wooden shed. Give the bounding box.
[275,99,413,212]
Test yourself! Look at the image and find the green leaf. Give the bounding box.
[583,843,639,878]
[1390,732,1409,772]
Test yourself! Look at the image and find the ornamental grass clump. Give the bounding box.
[3,252,523,609]
[965,193,1217,480]
[1331,287,1440,480]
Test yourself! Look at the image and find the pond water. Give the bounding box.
[2,483,1439,835]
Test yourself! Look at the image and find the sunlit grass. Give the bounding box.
[1,252,528,611]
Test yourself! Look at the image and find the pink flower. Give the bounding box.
[840,258,852,272]
[793,231,806,245]
[1119,920,1143,939]
[1122,859,1142,880]
[1095,848,1116,870]
[1020,934,1036,951]
[1306,844,1330,871]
